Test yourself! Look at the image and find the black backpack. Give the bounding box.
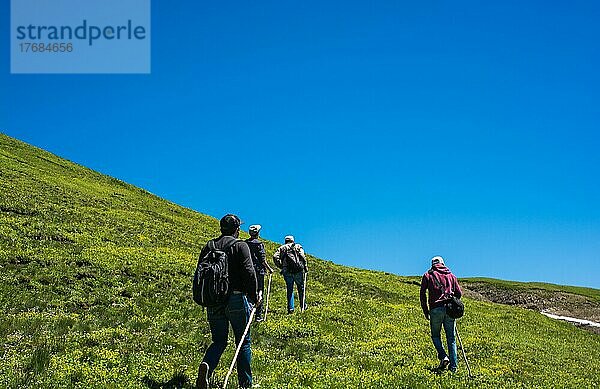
[429,270,465,319]
[283,244,304,273]
[192,238,238,307]
[246,239,265,272]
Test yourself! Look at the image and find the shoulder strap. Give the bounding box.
[428,269,443,289]
[286,243,297,257]
[209,237,239,252]
[221,237,239,252]
[429,269,454,297]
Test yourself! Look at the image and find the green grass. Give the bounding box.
[1,132,599,388]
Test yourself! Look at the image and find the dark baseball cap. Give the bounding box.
[220,214,242,232]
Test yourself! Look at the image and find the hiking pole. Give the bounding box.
[223,306,257,389]
[264,273,273,321]
[302,272,307,312]
[455,322,472,378]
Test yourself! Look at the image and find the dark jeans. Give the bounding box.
[256,272,265,318]
[283,271,305,312]
[202,293,252,387]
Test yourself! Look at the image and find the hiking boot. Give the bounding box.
[196,362,209,389]
[449,366,458,373]
[288,309,294,314]
[256,316,264,323]
[437,357,450,370]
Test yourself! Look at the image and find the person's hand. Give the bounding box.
[424,312,429,320]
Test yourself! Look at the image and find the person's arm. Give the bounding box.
[260,243,274,273]
[297,245,308,272]
[273,246,283,269]
[453,275,463,299]
[420,274,429,319]
[237,242,259,304]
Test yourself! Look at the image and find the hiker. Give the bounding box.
[420,255,463,372]
[245,224,274,322]
[196,214,260,389]
[273,235,308,314]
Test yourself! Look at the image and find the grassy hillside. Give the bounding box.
[1,133,599,388]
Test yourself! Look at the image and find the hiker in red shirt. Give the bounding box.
[420,256,462,372]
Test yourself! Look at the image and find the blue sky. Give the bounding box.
[1,1,599,288]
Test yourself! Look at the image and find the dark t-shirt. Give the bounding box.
[198,235,258,303]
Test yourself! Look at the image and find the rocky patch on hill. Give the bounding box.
[462,282,600,334]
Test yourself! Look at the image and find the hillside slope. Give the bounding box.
[1,133,599,388]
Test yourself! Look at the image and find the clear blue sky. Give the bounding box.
[2,1,599,288]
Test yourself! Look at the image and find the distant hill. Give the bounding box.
[1,133,599,388]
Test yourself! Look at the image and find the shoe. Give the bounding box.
[449,366,458,373]
[288,309,294,314]
[437,357,450,370]
[196,362,209,389]
[255,316,264,322]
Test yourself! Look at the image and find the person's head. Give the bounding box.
[220,214,242,238]
[249,224,262,238]
[284,235,295,244]
[431,255,445,266]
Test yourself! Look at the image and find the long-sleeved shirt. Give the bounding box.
[420,264,462,315]
[198,235,258,303]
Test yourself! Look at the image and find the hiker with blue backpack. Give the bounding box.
[420,256,463,373]
[245,224,274,322]
[193,214,260,389]
[273,235,308,314]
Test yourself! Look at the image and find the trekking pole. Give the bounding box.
[264,273,273,321]
[455,322,472,378]
[302,272,307,312]
[223,306,257,389]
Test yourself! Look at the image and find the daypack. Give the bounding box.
[246,239,265,273]
[429,270,465,319]
[192,238,238,307]
[283,244,304,273]
[444,295,465,319]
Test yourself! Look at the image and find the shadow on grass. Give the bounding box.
[427,365,445,376]
[142,371,192,389]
